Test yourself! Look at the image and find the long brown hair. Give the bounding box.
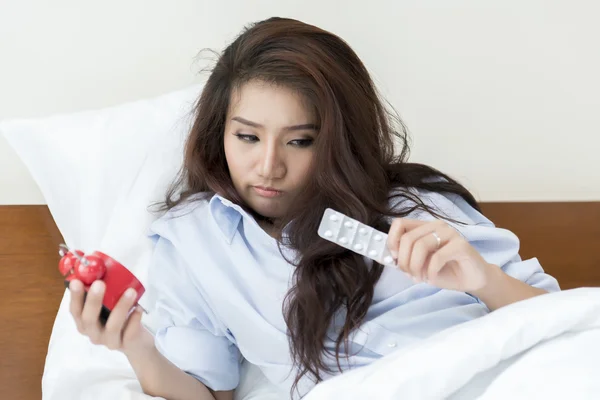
[164,17,480,395]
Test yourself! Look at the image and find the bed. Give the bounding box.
[1,201,599,399]
[2,84,599,399]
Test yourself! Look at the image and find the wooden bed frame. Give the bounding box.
[1,202,599,399]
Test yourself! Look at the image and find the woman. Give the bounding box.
[68,17,559,400]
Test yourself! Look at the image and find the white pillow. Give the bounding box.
[1,84,202,288]
[2,85,203,399]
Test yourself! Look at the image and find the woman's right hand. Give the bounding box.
[70,280,220,400]
[69,279,155,356]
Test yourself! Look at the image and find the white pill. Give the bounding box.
[339,237,348,244]
[353,244,363,251]
[368,250,378,257]
[344,221,354,228]
[374,234,382,241]
[324,230,333,238]
[359,228,368,235]
[330,214,339,222]
[383,256,394,264]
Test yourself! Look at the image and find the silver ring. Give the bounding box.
[432,231,441,249]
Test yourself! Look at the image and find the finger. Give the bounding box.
[104,288,138,350]
[410,223,457,280]
[386,219,406,260]
[397,220,445,275]
[69,280,85,332]
[387,218,426,260]
[427,240,462,283]
[410,232,444,280]
[122,306,145,344]
[81,280,106,343]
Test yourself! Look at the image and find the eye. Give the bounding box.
[289,138,314,148]
[234,133,258,143]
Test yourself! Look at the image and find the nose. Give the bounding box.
[258,140,285,179]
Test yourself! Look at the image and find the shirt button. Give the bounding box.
[387,342,397,348]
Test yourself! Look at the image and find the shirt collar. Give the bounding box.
[208,194,294,246]
[209,195,245,244]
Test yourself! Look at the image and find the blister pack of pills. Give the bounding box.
[318,208,396,266]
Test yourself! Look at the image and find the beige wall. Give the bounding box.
[1,0,599,204]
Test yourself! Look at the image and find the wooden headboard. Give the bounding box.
[480,202,600,289]
[1,206,65,400]
[1,203,599,399]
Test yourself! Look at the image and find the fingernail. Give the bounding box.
[69,281,81,292]
[390,250,398,259]
[125,288,137,298]
[90,281,103,293]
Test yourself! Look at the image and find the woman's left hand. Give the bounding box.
[386,218,493,293]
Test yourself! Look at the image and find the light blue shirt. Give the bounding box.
[146,189,560,397]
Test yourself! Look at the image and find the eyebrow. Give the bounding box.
[231,116,318,131]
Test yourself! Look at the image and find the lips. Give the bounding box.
[253,186,284,198]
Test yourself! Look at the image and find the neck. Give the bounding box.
[255,215,281,238]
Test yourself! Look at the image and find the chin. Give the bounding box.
[254,206,284,220]
[250,198,287,219]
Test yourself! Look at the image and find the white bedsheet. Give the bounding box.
[42,288,600,400]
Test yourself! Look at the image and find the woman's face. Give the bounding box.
[224,80,317,221]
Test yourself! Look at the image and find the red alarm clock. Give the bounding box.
[58,244,145,324]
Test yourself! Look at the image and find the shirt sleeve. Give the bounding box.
[402,189,561,293]
[145,225,241,391]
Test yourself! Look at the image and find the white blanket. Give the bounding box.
[305,287,600,400]
[43,288,600,399]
